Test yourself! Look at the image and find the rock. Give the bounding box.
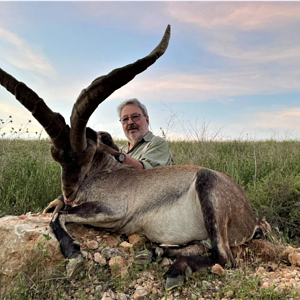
[274,286,282,293]
[94,252,107,265]
[129,280,137,288]
[281,247,297,262]
[211,264,225,275]
[101,247,124,258]
[81,250,88,258]
[128,234,142,245]
[273,278,281,284]
[256,266,266,276]
[134,249,153,265]
[106,289,115,299]
[0,214,64,292]
[132,286,150,299]
[293,282,300,289]
[95,285,103,292]
[160,257,172,266]
[140,271,152,277]
[101,292,112,300]
[226,290,235,298]
[119,241,133,248]
[262,281,271,289]
[116,293,127,300]
[86,240,99,250]
[288,251,300,267]
[109,256,129,276]
[155,247,164,257]
[267,262,278,272]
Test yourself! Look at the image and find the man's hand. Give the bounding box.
[43,199,64,216]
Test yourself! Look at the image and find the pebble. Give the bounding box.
[94,252,107,265]
[120,241,133,248]
[86,240,99,250]
[211,264,225,275]
[160,257,171,266]
[132,286,150,299]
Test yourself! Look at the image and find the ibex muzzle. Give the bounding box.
[0,25,262,290]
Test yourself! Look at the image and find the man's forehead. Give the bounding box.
[121,105,143,116]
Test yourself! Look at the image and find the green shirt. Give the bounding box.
[120,131,173,169]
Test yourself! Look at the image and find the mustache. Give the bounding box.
[127,124,138,130]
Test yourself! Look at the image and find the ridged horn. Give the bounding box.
[0,67,69,149]
[70,24,171,152]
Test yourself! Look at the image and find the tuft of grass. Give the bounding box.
[0,138,61,216]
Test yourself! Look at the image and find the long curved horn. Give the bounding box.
[0,68,69,149]
[70,25,171,152]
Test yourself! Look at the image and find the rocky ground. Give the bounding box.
[1,213,300,300]
[54,222,300,300]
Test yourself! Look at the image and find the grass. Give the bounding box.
[1,117,300,299]
[2,136,299,241]
[0,138,61,216]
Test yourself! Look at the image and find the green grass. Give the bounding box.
[0,139,61,216]
[1,137,300,241]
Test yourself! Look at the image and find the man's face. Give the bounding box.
[120,104,149,144]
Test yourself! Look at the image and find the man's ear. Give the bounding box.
[146,115,149,125]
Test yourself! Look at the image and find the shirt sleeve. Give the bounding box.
[139,137,173,169]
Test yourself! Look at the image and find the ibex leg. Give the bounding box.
[164,169,235,290]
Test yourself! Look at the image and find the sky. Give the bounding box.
[1,1,300,141]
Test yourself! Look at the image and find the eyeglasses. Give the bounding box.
[119,113,146,125]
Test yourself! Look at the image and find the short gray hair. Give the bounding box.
[117,98,148,118]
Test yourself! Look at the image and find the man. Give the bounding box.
[43,99,173,214]
[115,98,173,169]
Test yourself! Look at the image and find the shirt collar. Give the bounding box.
[142,131,154,142]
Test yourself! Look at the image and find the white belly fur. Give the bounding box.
[139,179,208,245]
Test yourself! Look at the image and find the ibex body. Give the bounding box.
[0,25,261,289]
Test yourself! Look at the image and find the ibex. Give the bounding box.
[0,25,262,290]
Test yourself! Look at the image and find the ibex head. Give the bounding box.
[0,25,171,204]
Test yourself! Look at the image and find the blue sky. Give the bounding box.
[1,1,300,141]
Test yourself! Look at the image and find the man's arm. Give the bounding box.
[122,153,144,169]
[138,137,173,169]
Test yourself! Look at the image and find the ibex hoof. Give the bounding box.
[66,255,85,279]
[165,275,184,291]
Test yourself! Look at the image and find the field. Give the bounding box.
[1,136,300,299]
[1,137,300,243]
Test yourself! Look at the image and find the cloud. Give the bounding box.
[107,71,300,102]
[0,26,56,76]
[74,2,167,31]
[166,2,300,31]
[252,108,300,130]
[166,2,300,66]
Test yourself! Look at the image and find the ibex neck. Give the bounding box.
[89,153,132,175]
